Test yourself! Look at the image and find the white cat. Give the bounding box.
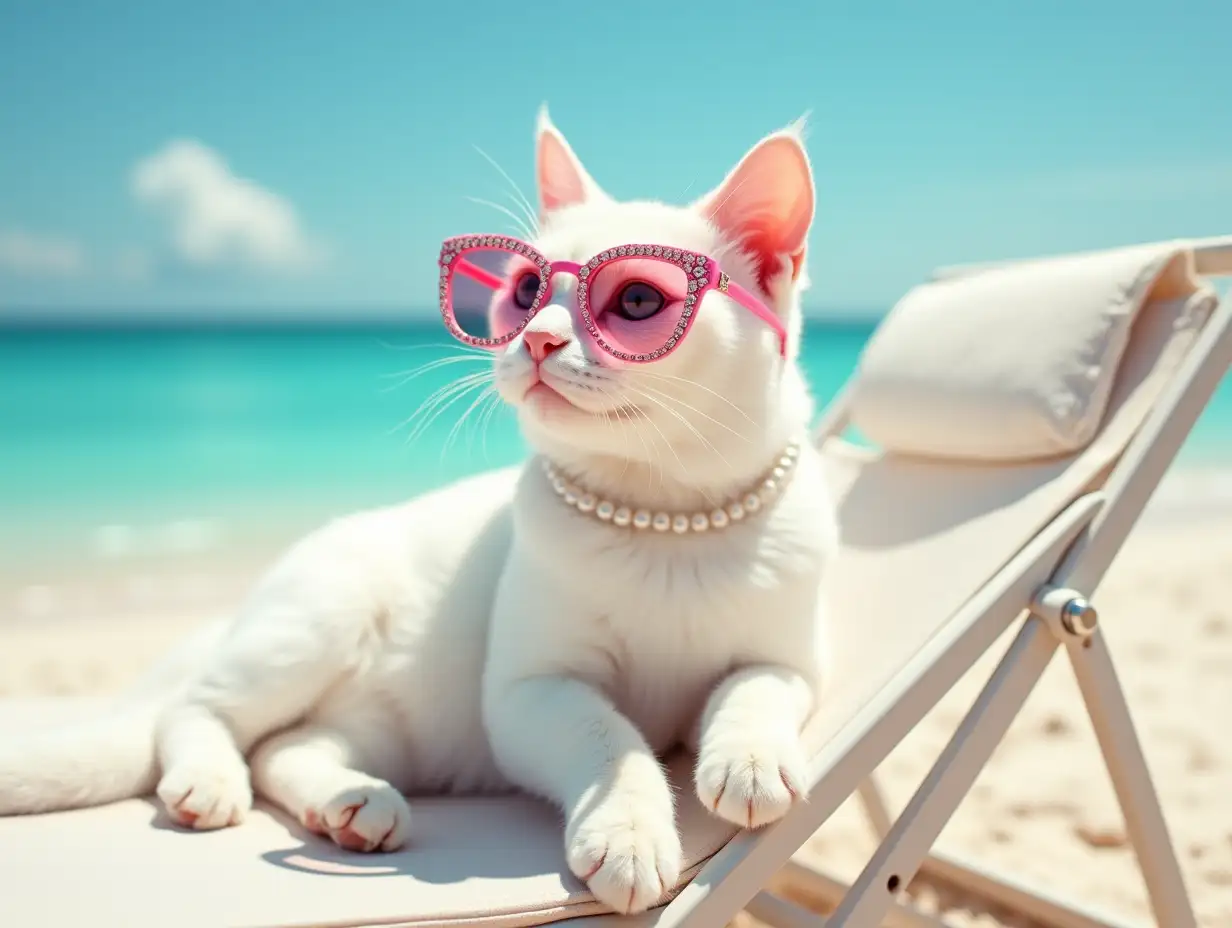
[0,107,837,916]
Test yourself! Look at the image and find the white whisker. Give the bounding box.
[464,196,532,239]
[705,175,750,220]
[620,388,716,505]
[621,386,735,504]
[380,354,493,393]
[472,145,540,236]
[504,192,538,239]
[591,387,636,481]
[441,385,498,463]
[406,379,490,447]
[628,406,668,495]
[595,387,660,491]
[625,369,757,426]
[473,390,506,463]
[625,377,753,443]
[376,339,490,355]
[392,371,492,445]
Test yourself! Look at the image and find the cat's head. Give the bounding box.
[462,108,817,486]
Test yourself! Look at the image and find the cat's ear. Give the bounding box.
[535,104,609,217]
[692,119,814,293]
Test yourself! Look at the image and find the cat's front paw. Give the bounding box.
[157,761,253,830]
[695,732,807,829]
[305,781,412,853]
[566,791,683,915]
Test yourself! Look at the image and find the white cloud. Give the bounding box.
[0,229,87,277]
[131,139,324,274]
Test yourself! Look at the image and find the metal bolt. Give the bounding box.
[1060,597,1098,636]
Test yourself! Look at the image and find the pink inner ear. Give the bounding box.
[537,131,589,214]
[701,136,814,292]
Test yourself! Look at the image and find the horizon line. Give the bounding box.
[0,304,890,328]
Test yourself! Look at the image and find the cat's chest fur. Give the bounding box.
[491,455,835,752]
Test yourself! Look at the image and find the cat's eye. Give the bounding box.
[512,272,540,311]
[613,281,666,321]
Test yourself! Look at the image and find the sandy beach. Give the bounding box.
[1,498,1230,927]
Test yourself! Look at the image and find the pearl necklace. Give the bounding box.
[541,440,803,534]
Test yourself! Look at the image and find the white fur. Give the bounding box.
[0,110,837,916]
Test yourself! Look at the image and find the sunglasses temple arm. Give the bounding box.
[724,277,790,358]
[454,259,505,291]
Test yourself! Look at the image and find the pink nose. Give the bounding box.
[524,330,568,363]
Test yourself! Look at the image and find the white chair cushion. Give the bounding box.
[849,242,1204,462]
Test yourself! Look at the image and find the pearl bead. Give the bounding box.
[577,493,597,513]
[691,513,710,532]
[564,488,578,506]
[743,492,761,513]
[672,514,691,534]
[613,506,632,527]
[632,509,652,530]
[727,501,745,521]
[596,500,615,521]
[652,512,671,532]
[709,508,729,529]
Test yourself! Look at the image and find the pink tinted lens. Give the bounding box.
[448,246,541,341]
[586,257,692,359]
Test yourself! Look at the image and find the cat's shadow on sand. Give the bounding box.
[140,794,575,885]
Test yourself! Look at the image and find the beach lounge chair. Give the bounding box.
[1,234,1228,928]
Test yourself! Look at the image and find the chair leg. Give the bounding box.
[824,618,1058,928]
[1066,630,1197,928]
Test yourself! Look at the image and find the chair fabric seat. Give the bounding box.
[0,715,730,928]
[0,278,1214,928]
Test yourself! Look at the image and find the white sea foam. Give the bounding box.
[92,524,137,559]
[90,519,224,560]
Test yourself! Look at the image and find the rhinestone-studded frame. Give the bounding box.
[438,234,551,349]
[437,235,721,361]
[575,244,718,362]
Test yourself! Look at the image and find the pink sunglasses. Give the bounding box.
[437,234,787,363]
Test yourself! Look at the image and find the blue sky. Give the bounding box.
[1,0,1229,320]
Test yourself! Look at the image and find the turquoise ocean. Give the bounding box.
[2,318,1230,585]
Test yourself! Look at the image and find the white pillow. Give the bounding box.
[849,242,1202,462]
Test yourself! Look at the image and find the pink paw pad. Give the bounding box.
[302,808,325,835]
[327,801,387,853]
[169,790,199,827]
